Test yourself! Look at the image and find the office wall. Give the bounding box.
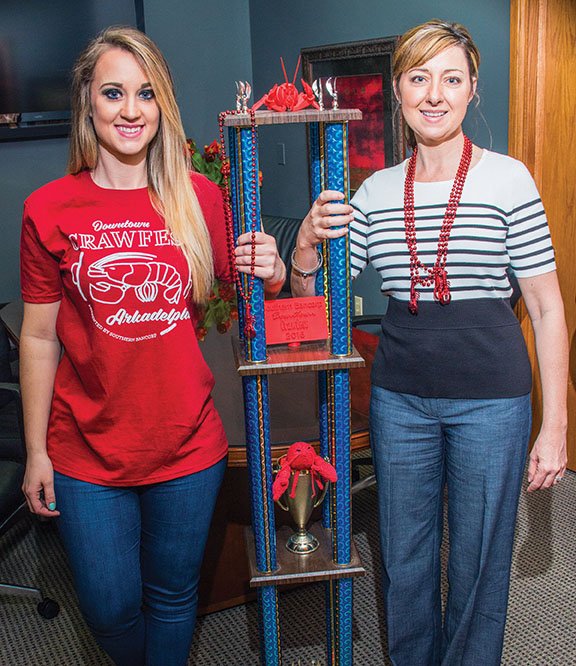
[0,139,69,302]
[143,0,252,145]
[249,0,510,313]
[0,0,252,303]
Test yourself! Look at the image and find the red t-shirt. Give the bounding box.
[21,170,230,486]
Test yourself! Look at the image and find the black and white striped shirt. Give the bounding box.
[351,150,556,398]
[350,150,555,302]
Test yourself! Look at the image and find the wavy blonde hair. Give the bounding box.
[393,19,481,149]
[68,26,213,304]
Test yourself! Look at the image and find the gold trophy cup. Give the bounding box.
[275,462,329,555]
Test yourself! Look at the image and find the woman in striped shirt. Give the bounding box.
[291,19,568,666]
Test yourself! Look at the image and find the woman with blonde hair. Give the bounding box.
[292,19,567,665]
[20,26,285,666]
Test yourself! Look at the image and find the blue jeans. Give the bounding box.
[54,458,226,666]
[370,387,531,666]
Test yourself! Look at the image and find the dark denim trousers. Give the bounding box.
[370,387,531,666]
[54,458,226,666]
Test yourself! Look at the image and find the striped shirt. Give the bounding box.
[350,150,556,398]
[350,149,555,302]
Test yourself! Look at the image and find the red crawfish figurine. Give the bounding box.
[272,441,338,501]
[252,56,319,112]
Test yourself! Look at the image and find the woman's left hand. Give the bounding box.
[526,427,567,492]
[235,231,286,291]
[518,271,569,493]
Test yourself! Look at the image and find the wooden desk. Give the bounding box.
[0,302,370,612]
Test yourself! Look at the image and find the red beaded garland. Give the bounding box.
[218,109,258,338]
[403,135,473,314]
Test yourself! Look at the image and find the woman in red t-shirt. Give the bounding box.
[20,27,285,666]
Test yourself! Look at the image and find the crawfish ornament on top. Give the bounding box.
[252,56,319,112]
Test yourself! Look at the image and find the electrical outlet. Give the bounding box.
[354,296,363,316]
[276,142,286,165]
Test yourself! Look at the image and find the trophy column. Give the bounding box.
[223,109,364,666]
[229,122,282,666]
[310,120,354,664]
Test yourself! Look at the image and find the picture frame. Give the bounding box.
[301,36,404,193]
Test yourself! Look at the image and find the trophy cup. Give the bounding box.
[272,442,338,555]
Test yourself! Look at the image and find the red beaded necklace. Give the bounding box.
[218,109,258,338]
[403,134,473,314]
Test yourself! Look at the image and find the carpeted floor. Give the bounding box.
[0,461,575,665]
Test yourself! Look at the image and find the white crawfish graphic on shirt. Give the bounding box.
[82,252,183,305]
[70,220,192,342]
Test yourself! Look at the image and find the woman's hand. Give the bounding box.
[527,427,567,492]
[235,231,286,297]
[291,190,354,297]
[22,451,60,517]
[20,301,61,517]
[297,190,354,249]
[518,271,568,492]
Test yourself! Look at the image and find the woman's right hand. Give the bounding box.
[297,190,355,250]
[291,190,354,297]
[22,451,60,518]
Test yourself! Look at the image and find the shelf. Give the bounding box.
[0,123,70,142]
[223,108,362,127]
[245,523,365,587]
[232,337,365,376]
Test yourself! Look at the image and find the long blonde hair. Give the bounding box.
[68,26,214,304]
[393,20,481,149]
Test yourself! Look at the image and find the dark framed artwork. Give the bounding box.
[301,37,404,193]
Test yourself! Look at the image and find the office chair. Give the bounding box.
[350,315,380,494]
[0,380,59,619]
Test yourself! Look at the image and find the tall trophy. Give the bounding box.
[273,442,338,555]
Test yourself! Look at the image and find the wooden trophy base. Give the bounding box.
[245,523,365,587]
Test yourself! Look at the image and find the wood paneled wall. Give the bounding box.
[509,0,576,469]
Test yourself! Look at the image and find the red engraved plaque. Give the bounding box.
[264,296,329,346]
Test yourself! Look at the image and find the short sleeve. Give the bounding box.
[505,163,556,278]
[349,180,371,278]
[20,201,62,303]
[192,172,233,284]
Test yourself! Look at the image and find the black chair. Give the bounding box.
[0,378,59,619]
[350,315,381,494]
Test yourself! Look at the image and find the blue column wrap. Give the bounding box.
[228,126,241,238]
[325,123,352,357]
[242,374,277,573]
[228,127,246,339]
[239,126,266,362]
[309,122,322,202]
[313,121,328,298]
[326,579,353,665]
[324,123,354,666]
[257,586,282,666]
[332,368,351,564]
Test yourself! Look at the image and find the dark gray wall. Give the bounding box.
[0,0,252,303]
[0,139,69,303]
[249,0,510,313]
[143,0,252,145]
